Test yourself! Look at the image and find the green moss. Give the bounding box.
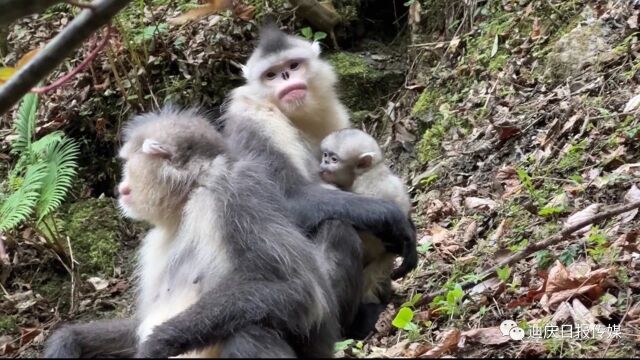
[328,52,404,111]
[415,102,468,164]
[557,139,588,171]
[0,315,17,334]
[488,52,509,73]
[65,198,122,275]
[412,90,440,117]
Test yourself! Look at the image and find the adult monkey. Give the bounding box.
[221,24,418,338]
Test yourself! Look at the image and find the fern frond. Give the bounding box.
[0,162,47,233]
[36,137,80,222]
[11,93,38,156]
[31,131,64,156]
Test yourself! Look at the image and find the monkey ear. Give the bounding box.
[311,41,321,56]
[241,65,250,79]
[357,152,375,169]
[142,139,173,159]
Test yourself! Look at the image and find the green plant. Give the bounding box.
[431,283,465,317]
[585,227,608,263]
[496,265,511,283]
[300,27,327,42]
[0,93,79,268]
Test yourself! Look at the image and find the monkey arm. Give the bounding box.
[43,318,138,358]
[135,280,312,358]
[288,184,418,278]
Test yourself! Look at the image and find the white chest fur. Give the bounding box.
[135,187,231,346]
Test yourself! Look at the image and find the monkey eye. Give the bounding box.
[264,71,277,80]
[330,156,338,163]
[290,61,300,70]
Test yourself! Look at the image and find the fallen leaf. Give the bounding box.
[408,0,422,26]
[546,260,580,293]
[570,298,601,327]
[530,17,542,40]
[548,284,600,308]
[16,48,40,69]
[464,197,498,211]
[623,93,640,113]
[550,302,573,325]
[462,221,477,245]
[544,192,570,210]
[461,327,510,345]
[420,329,461,358]
[564,204,601,234]
[489,219,510,245]
[87,276,109,291]
[168,0,233,25]
[469,277,502,296]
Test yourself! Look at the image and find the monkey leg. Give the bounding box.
[43,319,138,358]
[346,303,388,340]
[218,325,296,358]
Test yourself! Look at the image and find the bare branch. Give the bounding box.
[0,0,132,115]
[415,200,640,308]
[0,0,63,26]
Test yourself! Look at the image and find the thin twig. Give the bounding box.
[0,0,132,115]
[415,200,640,308]
[31,23,112,93]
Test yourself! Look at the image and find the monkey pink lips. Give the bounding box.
[279,84,308,102]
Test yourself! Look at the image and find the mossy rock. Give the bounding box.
[0,315,18,334]
[543,6,621,81]
[328,52,404,112]
[64,197,123,276]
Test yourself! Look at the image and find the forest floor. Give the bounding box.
[1,0,640,358]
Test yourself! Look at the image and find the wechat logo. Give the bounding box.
[500,320,525,341]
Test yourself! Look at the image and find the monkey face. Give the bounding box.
[319,151,356,190]
[261,58,309,109]
[117,139,192,226]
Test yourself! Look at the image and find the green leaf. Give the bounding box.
[404,322,419,332]
[538,206,565,217]
[418,242,431,254]
[496,265,511,282]
[35,137,80,221]
[334,339,354,352]
[30,131,64,156]
[12,92,38,155]
[0,162,47,232]
[491,34,499,57]
[401,293,423,308]
[301,27,312,39]
[446,285,464,305]
[392,307,414,329]
[313,31,327,41]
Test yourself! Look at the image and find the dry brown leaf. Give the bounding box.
[462,221,477,245]
[233,2,255,21]
[168,0,233,25]
[546,260,579,293]
[564,204,601,234]
[420,329,461,358]
[469,277,503,296]
[408,0,422,26]
[405,342,430,357]
[548,284,600,308]
[87,276,109,291]
[16,48,40,69]
[550,302,572,325]
[489,219,510,245]
[384,340,410,357]
[530,18,542,40]
[464,197,498,211]
[461,327,510,345]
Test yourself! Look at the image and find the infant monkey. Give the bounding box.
[319,128,412,319]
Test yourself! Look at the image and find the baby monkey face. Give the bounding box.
[319,151,356,190]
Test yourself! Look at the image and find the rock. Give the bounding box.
[544,6,624,81]
[328,52,404,112]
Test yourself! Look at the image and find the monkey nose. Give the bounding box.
[118,183,131,196]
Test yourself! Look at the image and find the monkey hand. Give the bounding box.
[135,327,186,358]
[384,215,418,280]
